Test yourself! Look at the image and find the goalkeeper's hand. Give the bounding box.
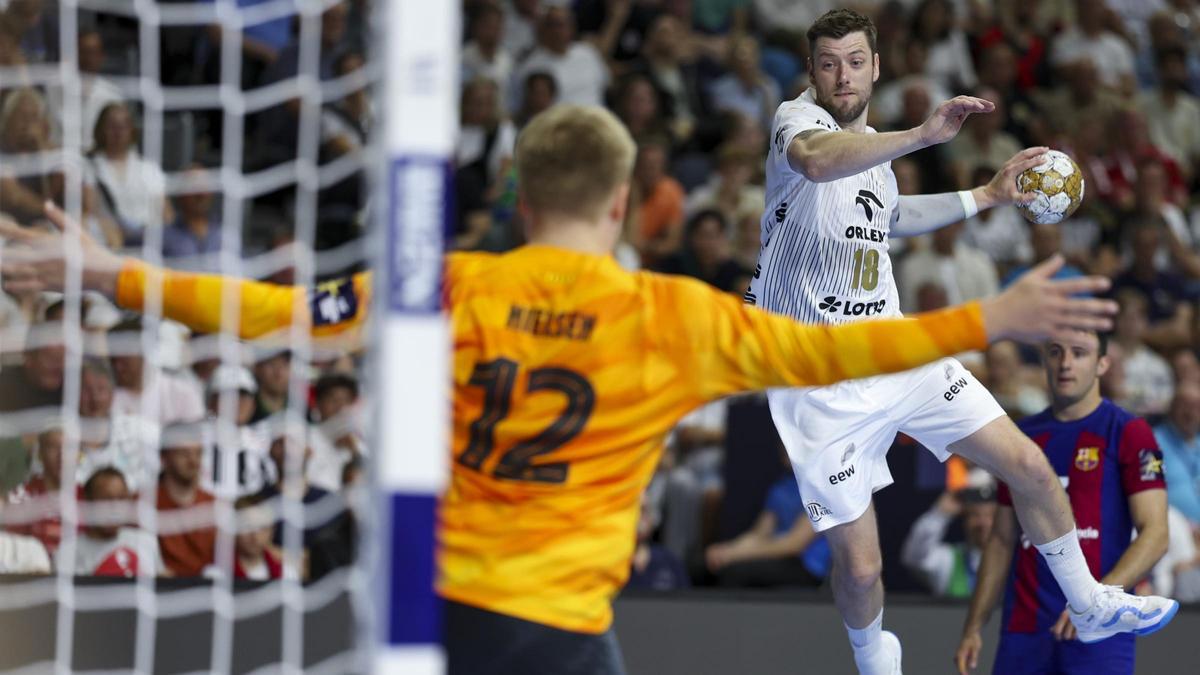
[0,201,125,299]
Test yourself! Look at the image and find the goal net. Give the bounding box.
[0,1,453,673]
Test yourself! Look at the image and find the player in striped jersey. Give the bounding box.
[751,9,1178,674]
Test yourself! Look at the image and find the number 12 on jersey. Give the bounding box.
[457,359,595,484]
[851,248,880,291]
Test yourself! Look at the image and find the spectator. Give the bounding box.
[201,0,295,89]
[312,371,364,474]
[6,426,72,555]
[707,34,780,133]
[658,399,727,569]
[1001,221,1084,287]
[613,73,672,141]
[43,27,120,151]
[501,0,541,60]
[156,423,216,577]
[985,341,1049,420]
[456,78,517,203]
[515,70,558,127]
[1111,217,1195,350]
[321,51,371,159]
[1156,383,1200,526]
[162,165,222,265]
[1101,108,1189,211]
[89,102,173,247]
[1050,0,1137,94]
[1111,289,1175,417]
[897,221,999,313]
[704,466,829,588]
[943,89,1022,192]
[655,209,746,291]
[262,0,348,85]
[0,296,64,416]
[77,357,152,491]
[0,87,121,247]
[629,14,706,143]
[0,0,57,64]
[631,136,685,266]
[1125,159,1197,275]
[260,424,355,580]
[685,143,764,228]
[902,487,996,598]
[69,467,164,577]
[910,0,976,92]
[203,364,273,499]
[463,2,514,110]
[511,5,610,110]
[250,349,290,423]
[107,318,204,425]
[871,40,951,132]
[1139,46,1200,182]
[973,41,1043,146]
[959,165,1030,270]
[626,498,690,591]
[232,493,282,580]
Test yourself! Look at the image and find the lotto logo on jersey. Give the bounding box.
[818,296,887,317]
[1074,447,1100,472]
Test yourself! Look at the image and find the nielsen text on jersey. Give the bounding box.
[506,305,597,341]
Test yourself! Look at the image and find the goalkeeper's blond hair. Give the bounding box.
[515,104,636,223]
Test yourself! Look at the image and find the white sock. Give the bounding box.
[1035,529,1101,613]
[846,610,883,651]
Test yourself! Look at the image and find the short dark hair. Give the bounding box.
[83,466,126,499]
[807,9,877,58]
[1047,329,1109,357]
[315,372,359,402]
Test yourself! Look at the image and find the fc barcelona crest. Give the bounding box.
[1075,447,1099,472]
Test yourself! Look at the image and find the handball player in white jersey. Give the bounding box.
[749,9,1178,674]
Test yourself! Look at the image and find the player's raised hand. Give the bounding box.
[0,201,125,298]
[979,146,1050,208]
[918,95,995,146]
[954,628,983,674]
[980,255,1118,344]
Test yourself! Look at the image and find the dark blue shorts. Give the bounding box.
[993,630,1135,675]
[444,599,627,675]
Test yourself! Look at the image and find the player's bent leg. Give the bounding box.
[946,416,1074,546]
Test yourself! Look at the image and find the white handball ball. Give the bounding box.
[1014,149,1085,225]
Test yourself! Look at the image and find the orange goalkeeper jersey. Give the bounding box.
[115,245,988,635]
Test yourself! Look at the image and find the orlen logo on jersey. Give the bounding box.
[818,296,887,316]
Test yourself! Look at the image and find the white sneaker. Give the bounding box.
[1069,584,1180,644]
[853,630,902,675]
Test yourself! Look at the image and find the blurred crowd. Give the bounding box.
[1,0,1199,601]
[0,0,371,579]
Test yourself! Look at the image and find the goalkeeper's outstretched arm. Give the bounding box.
[0,202,368,339]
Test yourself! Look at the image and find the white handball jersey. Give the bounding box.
[747,88,901,325]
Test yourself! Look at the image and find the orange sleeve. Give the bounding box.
[650,275,987,402]
[115,259,371,339]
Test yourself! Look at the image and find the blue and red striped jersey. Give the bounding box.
[995,399,1166,633]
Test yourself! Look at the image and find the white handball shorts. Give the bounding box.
[768,357,1005,533]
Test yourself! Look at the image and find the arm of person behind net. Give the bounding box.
[114,259,372,340]
[787,127,928,183]
[957,504,1017,674]
[1101,488,1170,588]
